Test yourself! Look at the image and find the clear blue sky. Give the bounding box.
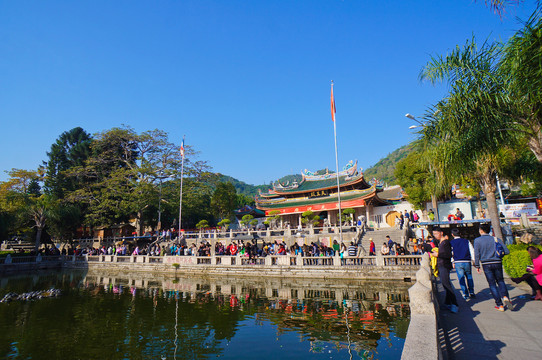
[0,1,536,185]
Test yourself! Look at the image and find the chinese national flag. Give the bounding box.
[331,85,336,122]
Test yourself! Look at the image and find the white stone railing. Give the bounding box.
[1,253,423,270]
[401,253,440,360]
[80,253,422,268]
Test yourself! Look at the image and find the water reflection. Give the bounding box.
[0,270,410,359]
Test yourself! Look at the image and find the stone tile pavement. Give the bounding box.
[437,268,542,359]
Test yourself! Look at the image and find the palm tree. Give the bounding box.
[501,8,542,161]
[419,38,512,239]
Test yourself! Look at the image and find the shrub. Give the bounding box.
[502,244,542,278]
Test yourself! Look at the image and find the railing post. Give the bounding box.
[376,253,384,267]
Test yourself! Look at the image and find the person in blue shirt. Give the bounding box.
[474,223,512,311]
[450,228,475,299]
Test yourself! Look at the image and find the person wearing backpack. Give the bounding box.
[474,223,512,311]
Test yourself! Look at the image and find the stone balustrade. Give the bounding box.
[1,253,422,280]
[401,253,440,360]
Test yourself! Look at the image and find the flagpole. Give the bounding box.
[178,136,185,242]
[331,81,343,244]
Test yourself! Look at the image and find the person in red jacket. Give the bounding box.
[369,239,375,256]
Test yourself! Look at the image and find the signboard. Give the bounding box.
[266,198,366,216]
[498,203,538,218]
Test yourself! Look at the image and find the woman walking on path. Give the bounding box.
[433,226,459,313]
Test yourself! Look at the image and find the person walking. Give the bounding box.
[347,242,358,257]
[386,236,394,255]
[369,238,375,256]
[433,226,459,313]
[450,228,475,299]
[474,223,512,311]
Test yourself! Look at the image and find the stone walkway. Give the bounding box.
[437,268,542,359]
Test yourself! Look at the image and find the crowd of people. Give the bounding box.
[428,223,542,314]
[75,238,380,259]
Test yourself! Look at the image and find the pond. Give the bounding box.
[0,270,410,359]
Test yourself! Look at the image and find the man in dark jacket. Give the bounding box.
[474,223,512,311]
[433,226,458,313]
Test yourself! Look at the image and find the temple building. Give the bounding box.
[255,161,390,227]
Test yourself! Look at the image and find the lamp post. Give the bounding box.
[406,113,440,222]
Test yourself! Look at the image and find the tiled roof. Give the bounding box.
[257,188,376,210]
[267,173,370,196]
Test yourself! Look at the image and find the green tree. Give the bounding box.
[66,127,202,233]
[501,9,542,162]
[264,210,281,229]
[395,150,439,210]
[341,208,356,224]
[236,193,255,207]
[211,182,237,221]
[0,169,53,250]
[240,214,254,229]
[43,127,92,199]
[420,37,513,239]
[217,218,230,230]
[301,210,320,227]
[196,219,209,230]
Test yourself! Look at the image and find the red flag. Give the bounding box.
[331,84,336,122]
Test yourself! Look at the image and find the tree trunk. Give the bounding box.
[481,178,504,240]
[527,123,542,162]
[35,227,43,253]
[476,197,483,219]
[431,194,439,221]
[136,211,142,236]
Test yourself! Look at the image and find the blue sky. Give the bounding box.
[0,1,536,185]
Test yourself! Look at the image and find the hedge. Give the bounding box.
[503,244,542,278]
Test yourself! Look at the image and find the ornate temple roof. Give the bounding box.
[259,160,372,197]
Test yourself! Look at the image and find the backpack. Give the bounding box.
[494,237,506,259]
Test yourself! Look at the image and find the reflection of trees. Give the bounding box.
[0,272,411,359]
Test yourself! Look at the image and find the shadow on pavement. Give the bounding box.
[435,279,506,359]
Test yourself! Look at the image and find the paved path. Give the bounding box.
[437,268,542,359]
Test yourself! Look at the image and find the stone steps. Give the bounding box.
[359,229,407,250]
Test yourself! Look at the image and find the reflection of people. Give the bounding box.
[511,246,542,300]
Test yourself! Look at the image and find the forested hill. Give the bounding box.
[363,144,413,186]
[217,174,271,198]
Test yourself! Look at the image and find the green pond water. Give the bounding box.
[0,270,410,359]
